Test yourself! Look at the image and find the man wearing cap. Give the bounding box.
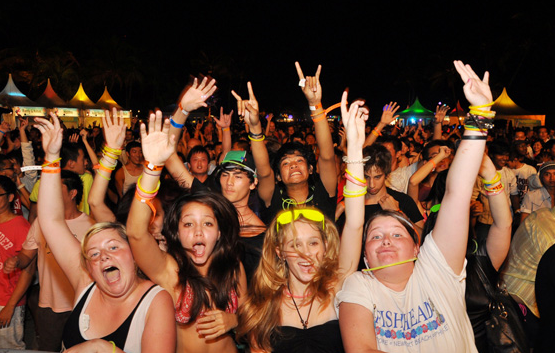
[216,151,266,283]
[520,161,555,221]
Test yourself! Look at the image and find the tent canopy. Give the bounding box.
[35,78,67,107]
[0,74,38,107]
[96,86,122,110]
[68,83,100,109]
[491,88,545,126]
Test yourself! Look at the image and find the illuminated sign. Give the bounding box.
[53,107,79,117]
[14,106,46,116]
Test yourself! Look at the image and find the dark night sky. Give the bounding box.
[1,1,554,125]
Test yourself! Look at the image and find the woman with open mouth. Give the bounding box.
[126,109,247,353]
[34,114,176,353]
[235,90,368,353]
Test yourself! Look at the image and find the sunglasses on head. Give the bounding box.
[276,209,325,232]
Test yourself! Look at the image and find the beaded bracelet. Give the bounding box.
[342,156,370,164]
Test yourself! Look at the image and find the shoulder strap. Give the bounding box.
[473,251,496,301]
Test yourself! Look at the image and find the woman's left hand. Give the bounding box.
[34,113,64,158]
[340,90,368,150]
[196,309,237,341]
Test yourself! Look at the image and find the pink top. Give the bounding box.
[174,282,238,324]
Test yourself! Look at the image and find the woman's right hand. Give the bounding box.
[103,108,127,150]
[341,90,368,150]
[34,113,63,159]
[140,111,176,165]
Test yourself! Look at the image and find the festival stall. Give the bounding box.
[67,83,102,128]
[96,86,132,127]
[0,74,45,128]
[35,79,80,128]
[396,98,435,127]
[491,88,545,127]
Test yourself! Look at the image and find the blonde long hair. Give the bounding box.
[237,208,340,351]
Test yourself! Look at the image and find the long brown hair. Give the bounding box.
[237,208,339,351]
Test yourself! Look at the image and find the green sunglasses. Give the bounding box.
[276,209,325,232]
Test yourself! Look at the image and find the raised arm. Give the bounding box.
[432,61,493,274]
[363,102,400,148]
[79,128,99,166]
[35,114,90,291]
[337,91,368,288]
[432,105,450,140]
[170,77,217,145]
[232,82,275,206]
[89,109,126,222]
[18,117,38,187]
[295,62,336,196]
[214,107,233,164]
[127,111,178,288]
[407,146,451,205]
[479,155,512,270]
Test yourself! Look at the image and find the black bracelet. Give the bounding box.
[464,113,495,130]
[248,132,264,138]
[461,135,488,140]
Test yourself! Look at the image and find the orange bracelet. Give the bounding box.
[41,168,61,174]
[144,161,164,172]
[429,159,436,170]
[312,114,327,123]
[134,193,157,225]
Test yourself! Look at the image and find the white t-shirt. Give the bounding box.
[512,164,537,199]
[387,162,419,194]
[336,234,478,353]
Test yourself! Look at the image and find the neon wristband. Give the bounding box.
[170,117,185,129]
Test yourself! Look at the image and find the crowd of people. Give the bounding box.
[0,60,553,352]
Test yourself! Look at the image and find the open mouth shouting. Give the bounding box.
[103,266,121,284]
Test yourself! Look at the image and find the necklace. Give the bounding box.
[287,282,314,329]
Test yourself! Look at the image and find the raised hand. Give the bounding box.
[295,62,322,106]
[341,90,368,150]
[178,76,217,113]
[380,102,400,125]
[102,108,126,149]
[34,113,64,157]
[68,133,79,143]
[454,60,492,107]
[378,194,400,212]
[140,111,176,166]
[214,107,233,129]
[437,146,452,160]
[79,128,88,140]
[434,104,450,124]
[231,82,260,127]
[18,117,28,130]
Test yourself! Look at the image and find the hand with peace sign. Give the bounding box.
[231,82,260,130]
[295,62,322,106]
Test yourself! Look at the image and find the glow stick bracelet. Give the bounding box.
[362,257,417,272]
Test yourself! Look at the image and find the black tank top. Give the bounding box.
[62,283,156,350]
[271,320,345,353]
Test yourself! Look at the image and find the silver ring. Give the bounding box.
[298,79,306,87]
